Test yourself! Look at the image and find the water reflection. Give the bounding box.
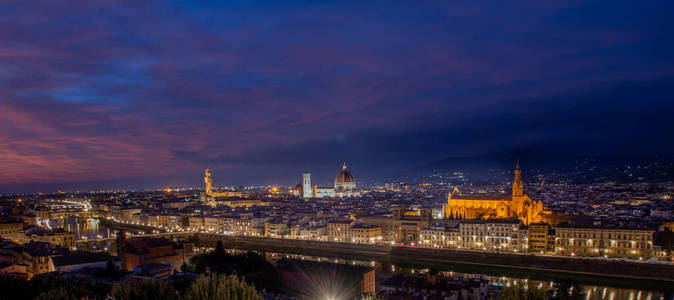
[216,248,667,300]
[47,218,112,240]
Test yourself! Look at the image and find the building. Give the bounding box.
[334,162,358,197]
[300,226,327,240]
[358,207,434,243]
[555,226,654,259]
[21,241,59,277]
[458,219,528,252]
[52,251,116,273]
[120,237,194,272]
[350,223,382,244]
[361,268,376,294]
[188,216,204,231]
[328,220,353,242]
[0,262,27,279]
[25,228,74,249]
[0,220,24,243]
[300,163,359,199]
[444,162,544,225]
[528,223,554,253]
[204,169,243,198]
[419,225,460,248]
[205,168,214,194]
[302,173,313,198]
[264,220,288,237]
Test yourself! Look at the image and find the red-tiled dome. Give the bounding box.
[335,162,355,183]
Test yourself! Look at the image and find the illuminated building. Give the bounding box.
[21,241,58,278]
[361,268,376,294]
[302,173,312,198]
[443,162,544,225]
[350,223,383,244]
[419,225,460,248]
[264,220,289,238]
[458,219,528,252]
[328,220,353,242]
[555,226,654,259]
[334,162,358,197]
[300,163,359,198]
[203,169,242,198]
[204,168,213,194]
[120,237,194,272]
[358,207,433,243]
[528,223,554,253]
[25,228,74,249]
[0,220,25,243]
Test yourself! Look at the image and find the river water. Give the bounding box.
[222,248,673,300]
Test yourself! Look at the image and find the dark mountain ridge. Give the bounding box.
[397,149,673,184]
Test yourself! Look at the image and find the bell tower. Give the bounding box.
[512,161,524,197]
[204,169,213,195]
[302,173,312,199]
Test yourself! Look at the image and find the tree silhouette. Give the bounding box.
[111,278,178,300]
[183,274,261,300]
[215,240,226,257]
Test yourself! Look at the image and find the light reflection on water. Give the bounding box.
[48,218,112,240]
[219,248,668,300]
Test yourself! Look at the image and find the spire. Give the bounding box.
[512,161,524,197]
[342,162,347,171]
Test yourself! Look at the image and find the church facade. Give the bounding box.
[443,162,544,225]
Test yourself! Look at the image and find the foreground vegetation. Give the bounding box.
[0,272,260,300]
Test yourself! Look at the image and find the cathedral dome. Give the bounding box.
[335,162,355,184]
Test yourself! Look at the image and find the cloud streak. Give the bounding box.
[1,0,673,192]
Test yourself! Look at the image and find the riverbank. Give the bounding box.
[196,234,674,292]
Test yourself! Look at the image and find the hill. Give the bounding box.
[397,149,673,184]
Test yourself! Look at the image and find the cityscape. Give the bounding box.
[2,1,674,300]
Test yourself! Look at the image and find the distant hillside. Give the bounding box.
[398,149,674,184]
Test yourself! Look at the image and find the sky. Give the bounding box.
[1,0,673,193]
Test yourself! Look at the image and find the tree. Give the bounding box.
[215,240,226,257]
[183,274,261,300]
[104,260,119,280]
[182,261,197,273]
[111,278,178,300]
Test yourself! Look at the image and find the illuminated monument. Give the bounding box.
[334,162,358,197]
[443,162,544,225]
[203,168,242,198]
[204,168,213,194]
[300,162,359,198]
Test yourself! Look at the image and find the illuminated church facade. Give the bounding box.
[443,162,544,225]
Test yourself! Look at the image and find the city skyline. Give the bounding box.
[2,1,674,192]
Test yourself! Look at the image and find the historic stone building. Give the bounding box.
[358,207,434,243]
[300,162,359,198]
[203,169,242,199]
[443,162,544,225]
[334,162,357,197]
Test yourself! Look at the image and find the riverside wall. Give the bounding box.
[196,234,674,283]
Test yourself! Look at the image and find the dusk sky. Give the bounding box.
[1,0,674,193]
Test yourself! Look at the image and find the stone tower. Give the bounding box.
[204,169,213,195]
[512,161,524,197]
[302,173,312,198]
